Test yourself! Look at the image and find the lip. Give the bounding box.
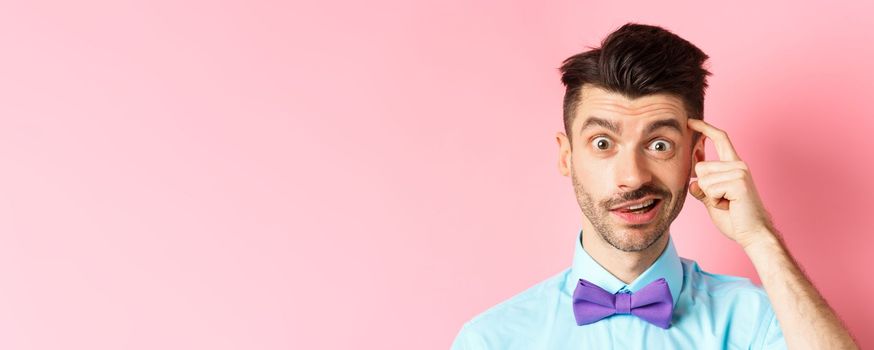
[610,198,662,225]
[609,196,661,211]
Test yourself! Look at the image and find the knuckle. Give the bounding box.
[734,179,750,193]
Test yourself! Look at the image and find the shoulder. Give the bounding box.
[680,256,771,302]
[451,268,570,349]
[679,257,785,347]
[682,258,774,326]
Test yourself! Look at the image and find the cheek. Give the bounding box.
[662,157,693,193]
[572,157,610,196]
[650,152,692,183]
[572,155,605,183]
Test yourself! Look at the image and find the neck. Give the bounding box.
[580,225,670,284]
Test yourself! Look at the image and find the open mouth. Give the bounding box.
[610,198,662,224]
[616,198,659,213]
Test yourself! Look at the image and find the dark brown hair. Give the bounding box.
[559,23,712,146]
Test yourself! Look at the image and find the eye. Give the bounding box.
[648,139,673,152]
[591,136,612,151]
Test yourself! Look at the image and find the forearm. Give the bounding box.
[743,229,858,350]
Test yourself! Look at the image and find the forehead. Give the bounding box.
[575,85,687,126]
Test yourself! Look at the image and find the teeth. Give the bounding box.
[625,199,655,210]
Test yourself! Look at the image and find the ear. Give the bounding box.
[556,131,572,177]
[690,133,706,178]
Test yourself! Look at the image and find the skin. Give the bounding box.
[556,84,858,349]
[556,85,704,284]
[687,118,858,349]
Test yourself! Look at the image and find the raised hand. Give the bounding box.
[686,118,775,249]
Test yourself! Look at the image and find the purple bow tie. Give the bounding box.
[572,277,674,329]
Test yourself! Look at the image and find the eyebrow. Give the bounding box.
[578,117,684,136]
[644,118,683,135]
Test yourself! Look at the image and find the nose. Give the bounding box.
[614,148,653,191]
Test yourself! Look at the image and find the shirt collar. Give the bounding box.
[565,227,683,308]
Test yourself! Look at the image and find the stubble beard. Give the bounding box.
[571,168,689,252]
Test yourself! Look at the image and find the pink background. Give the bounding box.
[1,0,872,349]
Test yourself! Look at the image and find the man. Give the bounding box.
[451,23,858,349]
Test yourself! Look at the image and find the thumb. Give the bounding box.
[690,180,729,210]
[689,180,706,202]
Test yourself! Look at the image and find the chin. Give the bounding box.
[610,227,665,252]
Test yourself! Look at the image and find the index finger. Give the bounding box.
[687,118,741,162]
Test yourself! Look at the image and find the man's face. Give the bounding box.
[558,85,704,252]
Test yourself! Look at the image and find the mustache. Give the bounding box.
[603,185,670,209]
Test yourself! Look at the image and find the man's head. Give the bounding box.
[555,23,711,252]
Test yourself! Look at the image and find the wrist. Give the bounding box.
[740,228,781,252]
